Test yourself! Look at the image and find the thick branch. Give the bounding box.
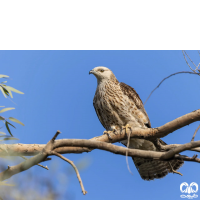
[0,110,199,178]
[1,132,200,183]
[0,109,199,157]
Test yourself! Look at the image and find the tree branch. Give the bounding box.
[160,140,200,160]
[144,71,200,105]
[0,131,61,181]
[175,154,200,163]
[0,109,199,157]
[155,139,200,153]
[52,151,87,195]
[0,110,199,184]
[191,124,200,142]
[0,131,87,195]
[20,156,49,170]
[3,138,200,163]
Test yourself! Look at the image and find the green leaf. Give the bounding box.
[4,88,13,98]
[9,117,24,126]
[6,121,16,129]
[0,132,6,135]
[3,137,19,141]
[0,85,9,96]
[0,107,15,113]
[5,86,24,94]
[1,81,7,84]
[0,86,7,98]
[5,121,13,137]
[0,75,9,78]
[0,116,5,120]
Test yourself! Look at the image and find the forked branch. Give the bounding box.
[0,131,61,181]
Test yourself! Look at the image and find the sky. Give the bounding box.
[0,50,200,200]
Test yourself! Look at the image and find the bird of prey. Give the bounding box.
[89,66,183,180]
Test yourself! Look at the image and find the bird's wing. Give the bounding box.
[119,82,151,128]
[93,96,106,129]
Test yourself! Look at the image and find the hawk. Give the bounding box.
[89,66,183,180]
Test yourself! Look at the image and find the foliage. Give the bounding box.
[0,74,24,139]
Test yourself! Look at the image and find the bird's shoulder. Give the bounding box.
[119,82,151,128]
[119,82,144,109]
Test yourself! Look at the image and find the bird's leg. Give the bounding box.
[122,124,132,136]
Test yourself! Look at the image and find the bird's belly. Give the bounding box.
[100,100,124,129]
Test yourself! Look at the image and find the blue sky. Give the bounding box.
[0,51,200,200]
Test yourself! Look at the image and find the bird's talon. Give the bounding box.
[122,124,132,135]
[113,129,117,135]
[103,131,113,140]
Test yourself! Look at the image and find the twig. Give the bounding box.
[20,156,49,170]
[183,51,200,72]
[175,154,200,163]
[191,124,200,142]
[52,151,87,195]
[144,71,200,105]
[168,162,183,176]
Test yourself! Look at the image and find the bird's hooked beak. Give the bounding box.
[89,69,95,75]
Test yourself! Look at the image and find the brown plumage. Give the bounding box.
[89,66,183,180]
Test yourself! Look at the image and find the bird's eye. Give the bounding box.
[100,69,104,73]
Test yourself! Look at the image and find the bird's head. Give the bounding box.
[89,66,117,84]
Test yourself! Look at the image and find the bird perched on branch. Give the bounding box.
[89,66,183,180]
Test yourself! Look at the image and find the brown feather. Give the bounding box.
[91,67,183,180]
[119,82,151,127]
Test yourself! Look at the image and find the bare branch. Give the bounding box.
[20,156,49,170]
[1,127,200,185]
[183,50,200,72]
[155,141,200,153]
[191,124,200,142]
[0,109,199,157]
[0,131,60,181]
[144,71,200,105]
[161,141,200,160]
[52,151,87,195]
[168,162,183,176]
[175,154,200,163]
